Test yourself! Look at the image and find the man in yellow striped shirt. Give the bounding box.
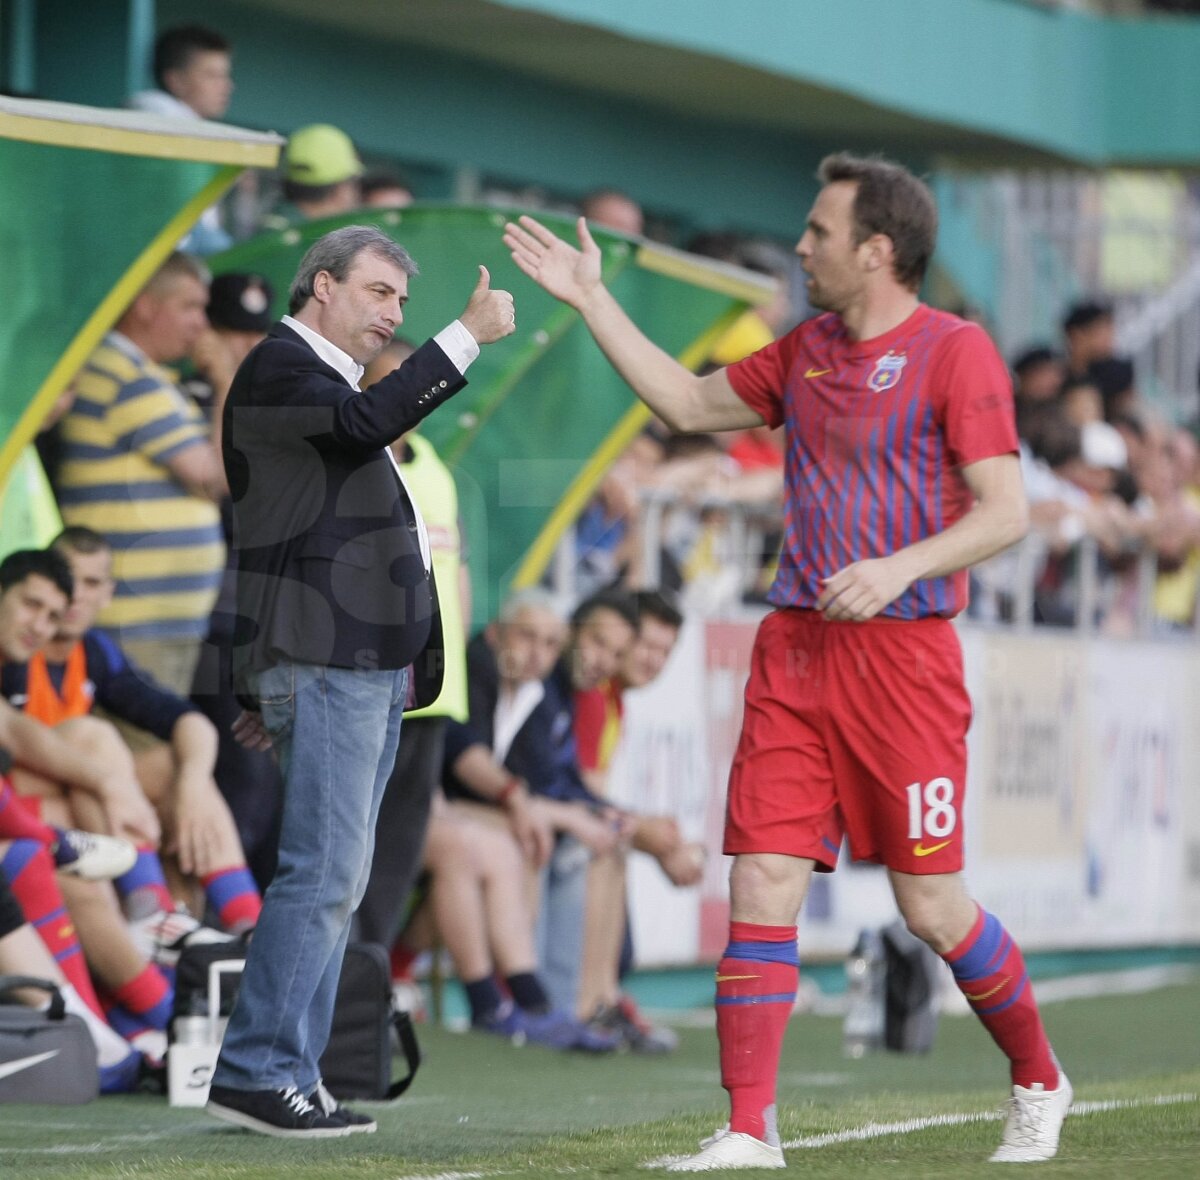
[58,253,227,697]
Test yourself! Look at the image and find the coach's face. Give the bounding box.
[796,181,871,314]
[312,250,409,366]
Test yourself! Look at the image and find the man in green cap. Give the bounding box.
[261,124,365,231]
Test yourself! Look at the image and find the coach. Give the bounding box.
[207,225,514,1138]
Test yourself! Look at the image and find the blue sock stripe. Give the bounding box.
[947,911,1007,982]
[0,837,42,880]
[54,944,82,965]
[106,1005,148,1038]
[114,850,169,897]
[724,939,800,967]
[716,992,797,1007]
[204,865,257,913]
[975,974,1029,1016]
[33,905,68,930]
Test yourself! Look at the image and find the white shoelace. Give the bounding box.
[1003,1094,1050,1145]
[281,1085,317,1117]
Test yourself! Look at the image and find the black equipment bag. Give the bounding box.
[881,920,942,1054]
[172,939,419,1100]
[0,976,98,1104]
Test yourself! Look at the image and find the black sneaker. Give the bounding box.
[311,1081,378,1134]
[207,1083,353,1138]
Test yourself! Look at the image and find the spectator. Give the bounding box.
[533,591,640,1014]
[355,339,473,952]
[185,272,284,889]
[0,550,206,1070]
[580,188,644,236]
[397,590,614,1052]
[1088,356,1139,420]
[129,24,235,255]
[1060,377,1105,427]
[361,170,414,210]
[9,528,262,934]
[130,25,233,121]
[264,124,364,229]
[1011,345,1066,404]
[57,253,226,698]
[574,589,702,1051]
[1062,299,1117,381]
[0,873,141,1092]
[1141,426,1200,629]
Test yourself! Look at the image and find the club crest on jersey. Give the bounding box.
[869,351,907,392]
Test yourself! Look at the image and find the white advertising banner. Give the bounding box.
[614,617,1200,966]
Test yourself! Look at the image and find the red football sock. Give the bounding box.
[113,846,174,915]
[110,963,173,1030]
[0,778,57,844]
[390,939,419,982]
[200,864,261,932]
[944,906,1058,1088]
[716,921,799,1146]
[0,839,106,1019]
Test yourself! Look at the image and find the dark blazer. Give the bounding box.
[223,320,465,709]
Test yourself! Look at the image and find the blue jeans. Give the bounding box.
[534,834,589,1015]
[212,660,408,1093]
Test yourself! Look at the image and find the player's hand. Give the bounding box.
[558,803,620,856]
[232,709,272,752]
[818,556,912,622]
[167,772,227,877]
[458,265,516,345]
[100,776,161,846]
[657,841,706,888]
[503,215,603,311]
[189,327,236,389]
[631,814,683,860]
[505,790,554,868]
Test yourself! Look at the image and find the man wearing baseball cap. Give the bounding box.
[262,124,364,231]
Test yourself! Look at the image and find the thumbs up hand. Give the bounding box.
[459,265,516,344]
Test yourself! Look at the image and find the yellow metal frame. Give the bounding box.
[0,167,243,484]
[510,302,750,588]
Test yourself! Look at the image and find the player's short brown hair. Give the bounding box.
[817,153,937,292]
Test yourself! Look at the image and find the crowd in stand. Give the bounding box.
[976,300,1200,631]
[4,19,1200,1100]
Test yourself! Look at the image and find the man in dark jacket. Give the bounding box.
[208,225,514,1139]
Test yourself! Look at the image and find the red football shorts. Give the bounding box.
[725,609,971,875]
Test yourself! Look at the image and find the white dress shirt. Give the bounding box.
[280,315,478,570]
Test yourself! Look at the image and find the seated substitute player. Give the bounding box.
[505,152,1070,1169]
[1,528,261,943]
[573,589,704,1051]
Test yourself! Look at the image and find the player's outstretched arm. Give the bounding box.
[503,215,761,434]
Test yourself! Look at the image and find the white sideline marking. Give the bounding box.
[643,1092,1197,1166]
[784,1092,1198,1149]
[393,1173,486,1180]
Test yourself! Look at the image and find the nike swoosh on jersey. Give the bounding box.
[804,367,833,378]
[714,973,761,983]
[912,839,952,857]
[0,1048,59,1081]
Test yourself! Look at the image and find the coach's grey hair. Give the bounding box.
[288,225,418,314]
[497,587,564,625]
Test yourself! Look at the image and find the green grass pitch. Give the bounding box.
[1,981,1196,1179]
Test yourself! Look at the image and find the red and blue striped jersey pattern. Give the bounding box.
[726,305,1018,620]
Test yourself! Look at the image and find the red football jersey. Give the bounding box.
[726,305,1017,619]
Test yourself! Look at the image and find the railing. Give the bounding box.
[936,168,1200,424]
[549,490,1195,639]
